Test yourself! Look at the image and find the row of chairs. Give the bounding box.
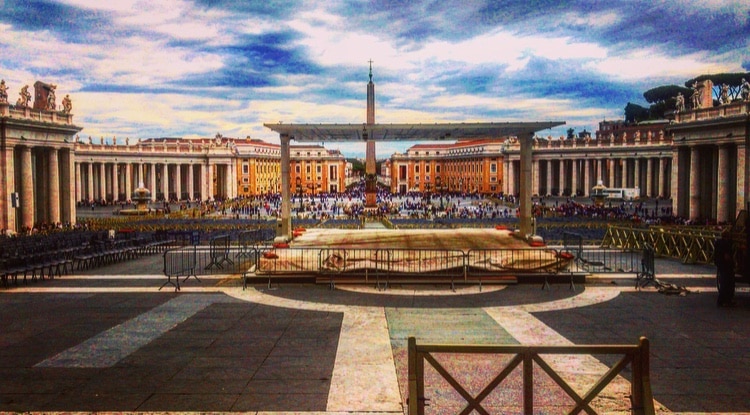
[1,231,175,287]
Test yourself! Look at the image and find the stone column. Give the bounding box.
[689,147,700,220]
[87,163,94,203]
[558,159,565,195]
[20,146,34,230]
[571,159,578,197]
[112,163,119,202]
[99,163,106,202]
[608,159,615,188]
[207,163,213,200]
[150,163,157,201]
[531,159,540,196]
[223,164,229,199]
[671,153,680,214]
[545,160,552,196]
[175,163,182,201]
[646,158,653,198]
[187,164,194,201]
[596,159,602,184]
[1,146,16,231]
[717,145,730,224]
[621,158,628,188]
[634,159,640,193]
[279,135,292,240]
[125,163,132,202]
[150,163,156,202]
[658,157,665,198]
[519,133,534,237]
[75,162,81,203]
[48,149,60,224]
[162,163,169,200]
[583,159,591,197]
[738,143,747,216]
[200,163,207,201]
[61,149,75,226]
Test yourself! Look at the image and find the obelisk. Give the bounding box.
[364,60,377,208]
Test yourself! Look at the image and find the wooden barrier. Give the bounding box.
[407,336,655,415]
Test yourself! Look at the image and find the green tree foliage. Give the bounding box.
[642,85,692,119]
[686,72,750,101]
[624,102,650,123]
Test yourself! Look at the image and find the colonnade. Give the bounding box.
[505,155,673,199]
[672,142,745,223]
[1,145,76,230]
[74,160,236,203]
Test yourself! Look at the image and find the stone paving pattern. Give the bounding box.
[1,251,749,414]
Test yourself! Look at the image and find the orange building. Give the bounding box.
[389,139,505,194]
[235,139,346,196]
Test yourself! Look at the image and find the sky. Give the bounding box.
[1,0,748,158]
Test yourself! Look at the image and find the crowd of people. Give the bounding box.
[7,183,720,237]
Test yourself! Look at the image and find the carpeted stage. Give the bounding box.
[291,228,527,250]
[255,228,572,278]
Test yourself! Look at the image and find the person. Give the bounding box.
[714,237,736,307]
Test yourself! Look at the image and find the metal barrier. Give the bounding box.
[237,229,268,259]
[407,336,655,415]
[466,248,570,290]
[601,225,723,264]
[162,246,256,291]
[246,245,654,289]
[206,234,233,270]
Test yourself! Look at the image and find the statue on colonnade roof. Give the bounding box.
[45,84,57,111]
[675,92,685,112]
[0,80,7,103]
[742,78,750,101]
[61,94,72,113]
[17,85,31,107]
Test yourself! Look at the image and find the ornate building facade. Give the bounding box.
[1,81,82,232]
[234,139,346,197]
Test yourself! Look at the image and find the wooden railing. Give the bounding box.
[407,336,654,415]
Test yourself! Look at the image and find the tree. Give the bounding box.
[624,102,650,123]
[686,72,750,102]
[642,85,692,118]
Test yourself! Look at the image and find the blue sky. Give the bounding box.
[1,0,748,158]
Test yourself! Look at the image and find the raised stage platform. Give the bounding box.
[254,228,573,285]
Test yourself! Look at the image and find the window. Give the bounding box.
[490,163,497,173]
[415,165,420,173]
[306,165,311,174]
[295,165,301,173]
[317,165,322,173]
[426,165,430,173]
[242,164,249,174]
[436,165,441,173]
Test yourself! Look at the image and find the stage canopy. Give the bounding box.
[263,122,565,142]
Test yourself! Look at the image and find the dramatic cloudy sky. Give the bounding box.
[1,0,748,157]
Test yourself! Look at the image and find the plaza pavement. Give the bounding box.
[1,252,749,414]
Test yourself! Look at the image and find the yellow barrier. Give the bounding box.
[408,336,654,415]
[601,225,725,264]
